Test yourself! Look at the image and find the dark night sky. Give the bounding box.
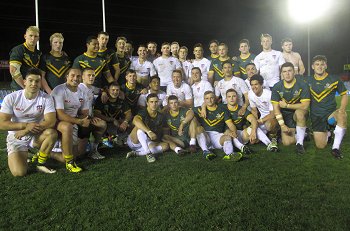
[1,0,349,73]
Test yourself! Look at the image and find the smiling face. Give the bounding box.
[204,92,215,107]
[246,64,257,79]
[87,39,99,53]
[191,68,202,83]
[312,60,327,76]
[250,80,263,96]
[108,85,120,99]
[66,69,82,87]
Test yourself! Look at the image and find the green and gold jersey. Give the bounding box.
[166,107,190,137]
[271,78,310,114]
[226,104,253,130]
[112,53,131,85]
[72,53,109,88]
[120,82,144,114]
[207,54,219,62]
[39,52,71,90]
[9,43,42,90]
[307,73,348,116]
[237,53,256,80]
[209,58,240,82]
[97,48,118,76]
[94,95,131,120]
[135,109,166,141]
[194,103,231,133]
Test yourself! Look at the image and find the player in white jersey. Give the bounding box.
[166,70,193,108]
[254,34,285,88]
[192,43,211,83]
[51,68,89,173]
[153,42,182,91]
[178,46,193,83]
[191,67,213,107]
[78,68,107,159]
[0,68,57,176]
[130,44,157,87]
[138,76,167,109]
[248,74,278,139]
[215,61,249,108]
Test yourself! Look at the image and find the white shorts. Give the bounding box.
[7,133,36,156]
[206,131,224,149]
[52,125,79,153]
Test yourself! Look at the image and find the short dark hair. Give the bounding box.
[221,61,232,68]
[226,88,238,96]
[147,41,157,47]
[280,62,295,72]
[312,55,327,64]
[208,39,219,47]
[250,74,264,86]
[191,67,202,74]
[149,75,160,83]
[146,93,159,102]
[86,35,97,44]
[281,37,292,46]
[108,82,120,89]
[126,69,136,76]
[167,95,178,103]
[97,31,109,37]
[25,68,42,79]
[204,90,214,96]
[245,63,256,69]
[239,39,250,46]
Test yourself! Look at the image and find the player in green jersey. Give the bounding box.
[40,33,71,94]
[162,95,197,155]
[235,39,256,80]
[114,36,131,85]
[126,93,169,163]
[208,43,240,85]
[207,39,219,62]
[307,55,348,159]
[97,31,119,79]
[271,62,310,154]
[9,26,41,90]
[226,89,278,152]
[193,91,243,161]
[73,36,114,89]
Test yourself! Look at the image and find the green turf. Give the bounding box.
[0,96,349,230]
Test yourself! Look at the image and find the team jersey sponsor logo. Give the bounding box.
[15,107,24,111]
[216,113,222,119]
[170,61,174,65]
[36,105,43,111]
[79,98,84,102]
[278,91,284,98]
[293,90,299,98]
[324,83,331,89]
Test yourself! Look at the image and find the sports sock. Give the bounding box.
[37,151,48,164]
[189,138,196,146]
[233,138,243,149]
[196,133,208,151]
[137,129,151,154]
[296,126,306,145]
[332,125,346,150]
[223,140,233,155]
[256,128,271,146]
[174,147,182,154]
[64,154,74,163]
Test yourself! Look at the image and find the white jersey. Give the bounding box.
[137,90,167,108]
[181,60,193,83]
[78,83,100,116]
[130,59,157,79]
[191,80,213,107]
[215,76,248,105]
[51,83,89,118]
[254,50,285,87]
[248,89,273,119]
[192,58,211,81]
[166,82,193,102]
[153,56,182,87]
[0,90,56,135]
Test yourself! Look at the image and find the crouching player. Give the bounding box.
[162,95,197,155]
[226,89,278,152]
[0,68,57,176]
[126,93,169,163]
[194,91,243,161]
[271,62,310,154]
[308,55,348,158]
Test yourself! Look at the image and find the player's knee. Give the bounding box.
[58,121,73,133]
[315,141,327,149]
[295,109,307,122]
[161,142,169,151]
[44,128,58,140]
[282,139,293,146]
[11,168,27,177]
[196,126,205,134]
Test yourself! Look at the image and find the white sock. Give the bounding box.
[137,129,151,154]
[223,140,233,155]
[332,125,346,150]
[190,138,196,146]
[233,138,243,149]
[196,133,208,151]
[174,147,182,154]
[256,128,271,146]
[296,126,306,145]
[150,145,163,154]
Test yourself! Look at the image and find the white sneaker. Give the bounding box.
[89,150,105,160]
[126,151,137,159]
[146,154,156,163]
[36,164,57,174]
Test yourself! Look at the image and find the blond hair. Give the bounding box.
[49,33,64,44]
[26,26,40,34]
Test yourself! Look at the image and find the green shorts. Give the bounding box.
[311,112,333,132]
[281,110,296,128]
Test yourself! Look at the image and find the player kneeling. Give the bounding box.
[126,93,169,163]
[0,68,57,176]
[225,89,278,152]
[162,95,197,156]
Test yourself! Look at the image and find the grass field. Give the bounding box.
[1,96,349,230]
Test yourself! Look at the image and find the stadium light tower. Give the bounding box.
[288,0,332,75]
